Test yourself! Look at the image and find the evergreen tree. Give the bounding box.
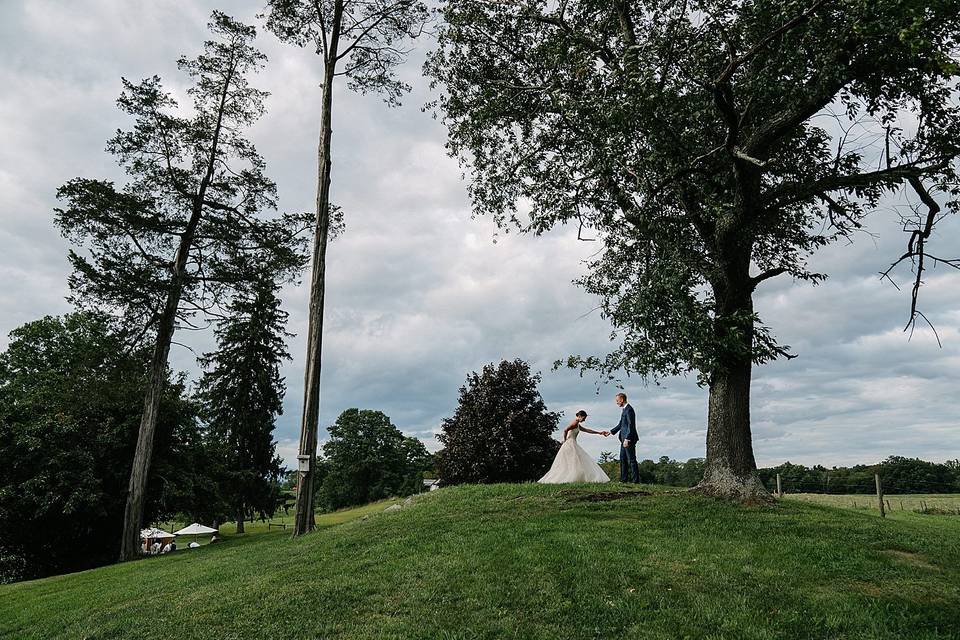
[198,276,290,533]
[54,12,309,559]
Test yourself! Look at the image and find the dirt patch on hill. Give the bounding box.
[562,490,653,502]
[880,549,938,570]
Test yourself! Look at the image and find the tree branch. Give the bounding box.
[750,267,788,289]
[761,160,947,211]
[715,0,832,85]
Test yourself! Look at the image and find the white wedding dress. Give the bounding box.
[538,427,610,484]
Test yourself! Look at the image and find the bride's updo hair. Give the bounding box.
[575,410,588,418]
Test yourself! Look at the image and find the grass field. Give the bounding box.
[2,483,959,639]
[785,493,960,514]
[154,498,402,546]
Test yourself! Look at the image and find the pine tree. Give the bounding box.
[54,12,309,558]
[198,276,290,533]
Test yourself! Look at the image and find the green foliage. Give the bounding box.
[437,359,560,485]
[600,455,960,492]
[317,409,431,511]
[599,455,706,486]
[263,0,431,106]
[198,276,290,525]
[0,314,214,581]
[426,0,960,382]
[54,11,309,337]
[3,484,960,639]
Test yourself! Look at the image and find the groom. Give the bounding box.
[603,392,640,483]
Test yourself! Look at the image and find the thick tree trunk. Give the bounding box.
[293,5,342,537]
[236,506,245,534]
[692,224,772,504]
[694,358,770,503]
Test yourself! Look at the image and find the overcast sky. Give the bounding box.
[2,0,958,470]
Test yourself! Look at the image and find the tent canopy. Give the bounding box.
[174,523,218,536]
[140,528,175,539]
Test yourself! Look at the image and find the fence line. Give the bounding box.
[773,472,960,515]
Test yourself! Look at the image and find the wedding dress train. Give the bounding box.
[538,427,610,484]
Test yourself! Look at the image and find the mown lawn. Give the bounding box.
[154,497,402,546]
[2,483,958,639]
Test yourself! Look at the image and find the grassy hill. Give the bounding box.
[2,484,959,639]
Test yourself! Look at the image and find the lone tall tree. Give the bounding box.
[427,1,960,501]
[264,0,430,536]
[55,13,309,559]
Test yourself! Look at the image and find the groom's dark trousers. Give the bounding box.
[620,442,640,484]
[610,403,640,483]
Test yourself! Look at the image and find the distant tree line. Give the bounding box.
[757,457,960,495]
[599,455,707,488]
[596,455,960,494]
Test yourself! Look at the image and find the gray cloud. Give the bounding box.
[1,0,958,474]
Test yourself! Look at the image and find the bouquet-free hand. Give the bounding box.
[601,430,610,437]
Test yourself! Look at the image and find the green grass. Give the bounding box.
[3,484,959,639]
[154,498,402,546]
[785,493,960,513]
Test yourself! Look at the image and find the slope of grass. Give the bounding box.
[154,497,402,546]
[3,483,959,640]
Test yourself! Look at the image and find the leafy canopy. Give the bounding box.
[427,0,960,382]
[437,359,560,485]
[264,0,431,105]
[318,409,432,510]
[0,314,211,581]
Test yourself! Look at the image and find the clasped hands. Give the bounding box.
[599,431,630,448]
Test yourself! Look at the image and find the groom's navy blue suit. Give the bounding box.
[610,403,640,483]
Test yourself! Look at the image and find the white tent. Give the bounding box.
[173,523,218,536]
[140,527,175,539]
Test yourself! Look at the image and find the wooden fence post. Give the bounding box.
[875,473,885,518]
[776,474,783,498]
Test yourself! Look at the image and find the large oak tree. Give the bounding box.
[426,0,960,501]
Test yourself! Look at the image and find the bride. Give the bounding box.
[538,410,610,484]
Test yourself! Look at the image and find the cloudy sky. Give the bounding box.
[2,0,958,469]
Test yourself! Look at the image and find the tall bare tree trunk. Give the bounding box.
[293,3,342,537]
[236,506,245,534]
